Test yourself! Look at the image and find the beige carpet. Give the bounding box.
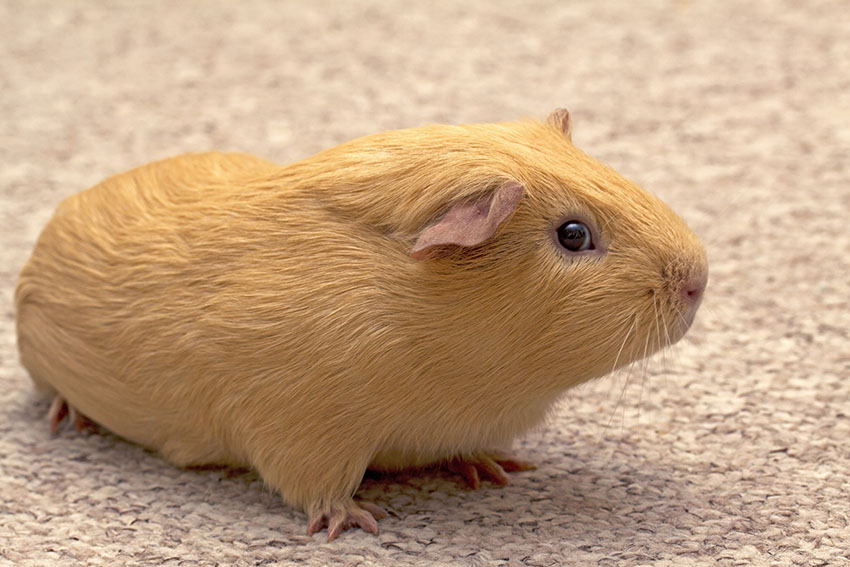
[2,1,848,565]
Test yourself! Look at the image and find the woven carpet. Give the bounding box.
[2,1,848,565]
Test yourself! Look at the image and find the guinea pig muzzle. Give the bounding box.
[678,267,708,331]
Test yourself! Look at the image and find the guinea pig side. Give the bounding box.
[13,109,708,541]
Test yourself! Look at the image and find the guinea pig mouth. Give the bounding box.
[652,297,697,348]
[667,296,702,345]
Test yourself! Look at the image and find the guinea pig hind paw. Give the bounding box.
[306,500,386,541]
[448,453,537,490]
[47,396,96,435]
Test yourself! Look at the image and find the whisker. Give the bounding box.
[641,296,665,418]
[694,193,744,249]
[605,309,637,420]
[651,295,668,372]
[609,310,638,377]
[636,312,652,423]
[677,311,690,333]
[601,312,636,413]
[602,311,641,438]
[659,301,673,351]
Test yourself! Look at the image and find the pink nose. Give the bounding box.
[681,272,707,307]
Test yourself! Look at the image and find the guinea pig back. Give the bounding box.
[15,109,707,539]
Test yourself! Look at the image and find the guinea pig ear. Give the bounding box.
[410,181,525,261]
[547,108,572,141]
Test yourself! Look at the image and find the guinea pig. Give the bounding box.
[15,108,708,540]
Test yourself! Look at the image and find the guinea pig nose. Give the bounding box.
[681,271,708,307]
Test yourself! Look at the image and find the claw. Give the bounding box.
[357,501,388,520]
[495,455,537,473]
[47,395,96,435]
[306,500,386,541]
[448,458,484,489]
[306,512,327,536]
[448,452,536,489]
[48,396,68,435]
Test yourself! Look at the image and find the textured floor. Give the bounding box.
[2,1,849,565]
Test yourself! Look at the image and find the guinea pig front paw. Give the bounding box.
[306,499,387,541]
[446,452,537,490]
[47,395,97,435]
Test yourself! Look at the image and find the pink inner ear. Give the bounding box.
[410,181,525,260]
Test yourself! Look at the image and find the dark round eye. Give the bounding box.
[556,221,594,252]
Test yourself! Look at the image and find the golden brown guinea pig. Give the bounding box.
[15,108,708,540]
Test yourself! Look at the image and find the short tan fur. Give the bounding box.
[16,109,707,538]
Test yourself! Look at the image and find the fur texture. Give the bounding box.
[15,110,707,535]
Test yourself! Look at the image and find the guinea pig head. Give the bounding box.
[408,109,708,392]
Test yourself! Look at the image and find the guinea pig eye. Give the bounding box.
[556,221,594,252]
